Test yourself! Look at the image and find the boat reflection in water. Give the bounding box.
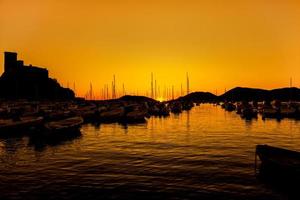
[28,129,82,151]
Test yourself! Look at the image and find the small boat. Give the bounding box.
[280,107,300,119]
[255,145,300,178]
[44,116,84,133]
[169,101,182,114]
[224,102,236,112]
[148,103,170,117]
[262,108,281,119]
[240,108,258,120]
[99,107,125,122]
[73,105,98,122]
[79,109,97,122]
[182,101,194,111]
[0,116,44,133]
[158,106,170,117]
[122,109,147,123]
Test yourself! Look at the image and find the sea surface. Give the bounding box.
[1,104,300,200]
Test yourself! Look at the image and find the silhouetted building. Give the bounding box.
[0,52,74,99]
[4,52,17,73]
[3,52,48,80]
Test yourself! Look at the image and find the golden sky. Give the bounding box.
[1,0,300,98]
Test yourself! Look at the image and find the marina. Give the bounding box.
[1,98,300,135]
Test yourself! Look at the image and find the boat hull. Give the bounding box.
[256,145,300,179]
[0,117,44,134]
[44,117,84,134]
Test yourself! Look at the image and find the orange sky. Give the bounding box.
[1,0,300,99]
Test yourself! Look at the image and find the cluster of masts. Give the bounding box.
[66,76,296,101]
[150,72,190,100]
[75,72,191,101]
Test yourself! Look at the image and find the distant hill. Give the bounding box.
[172,87,300,103]
[219,87,269,101]
[220,87,300,102]
[176,92,217,103]
[269,87,300,101]
[119,95,158,103]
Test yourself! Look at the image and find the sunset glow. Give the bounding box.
[1,0,300,98]
[2,1,300,199]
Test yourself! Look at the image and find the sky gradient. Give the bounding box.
[1,0,300,99]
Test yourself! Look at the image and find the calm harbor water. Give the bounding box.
[1,104,300,199]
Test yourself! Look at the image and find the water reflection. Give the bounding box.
[186,110,190,131]
[244,119,253,131]
[1,104,300,199]
[92,122,101,131]
[1,137,24,154]
[28,130,82,151]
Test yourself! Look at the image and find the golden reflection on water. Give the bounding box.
[80,104,300,157]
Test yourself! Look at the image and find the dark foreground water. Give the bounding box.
[1,104,300,200]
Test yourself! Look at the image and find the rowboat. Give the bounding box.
[255,145,300,178]
[0,116,43,133]
[122,109,147,123]
[99,107,125,122]
[44,116,84,133]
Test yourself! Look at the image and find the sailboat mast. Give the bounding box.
[186,72,190,95]
[151,73,154,98]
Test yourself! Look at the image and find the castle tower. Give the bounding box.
[4,52,18,73]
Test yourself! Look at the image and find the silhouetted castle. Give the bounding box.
[0,52,74,99]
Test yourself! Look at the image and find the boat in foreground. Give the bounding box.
[255,144,300,179]
[255,144,300,194]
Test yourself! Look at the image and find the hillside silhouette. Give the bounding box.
[174,87,300,102]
